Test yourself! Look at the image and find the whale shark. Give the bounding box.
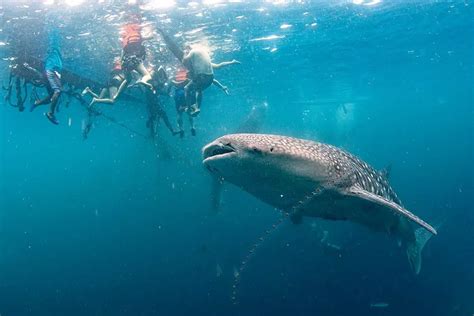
[202,133,437,274]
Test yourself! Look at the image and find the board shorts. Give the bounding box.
[193,73,214,90]
[174,86,196,112]
[45,69,61,94]
[174,87,186,112]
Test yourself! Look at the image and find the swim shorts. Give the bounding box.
[194,73,214,90]
[45,69,61,94]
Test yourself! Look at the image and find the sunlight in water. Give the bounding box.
[249,35,285,42]
[353,0,382,6]
[65,0,84,6]
[202,0,226,5]
[140,0,176,10]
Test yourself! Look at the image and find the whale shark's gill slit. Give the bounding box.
[231,187,325,305]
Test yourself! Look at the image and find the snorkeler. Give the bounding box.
[157,28,240,117]
[121,14,154,88]
[145,66,179,138]
[82,57,125,106]
[82,107,99,140]
[91,13,154,106]
[30,28,63,125]
[172,68,196,137]
[182,45,239,117]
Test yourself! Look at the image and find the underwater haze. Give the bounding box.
[0,1,473,315]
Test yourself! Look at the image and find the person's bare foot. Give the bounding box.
[81,87,90,96]
[189,105,200,117]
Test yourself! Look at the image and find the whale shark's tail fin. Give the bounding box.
[406,219,445,274]
[406,226,434,274]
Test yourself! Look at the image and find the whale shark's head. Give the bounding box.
[203,134,275,176]
[202,134,332,207]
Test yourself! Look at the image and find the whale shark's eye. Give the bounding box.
[252,147,262,154]
[270,147,274,152]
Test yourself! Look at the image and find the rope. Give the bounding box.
[66,90,149,139]
[231,187,324,305]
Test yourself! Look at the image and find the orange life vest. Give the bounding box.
[121,23,142,47]
[175,68,188,82]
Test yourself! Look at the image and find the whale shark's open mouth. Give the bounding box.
[202,142,236,164]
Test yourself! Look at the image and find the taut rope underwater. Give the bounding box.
[66,89,149,139]
[231,187,324,305]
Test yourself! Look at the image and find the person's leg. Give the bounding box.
[196,89,203,110]
[90,80,127,106]
[135,63,153,89]
[15,77,25,112]
[82,111,94,140]
[108,86,118,99]
[34,94,52,106]
[184,80,196,107]
[33,82,53,107]
[189,74,211,117]
[45,70,63,124]
[189,114,196,136]
[189,89,202,117]
[158,107,178,135]
[31,71,55,112]
[211,59,240,69]
[82,87,96,98]
[46,91,61,124]
[177,111,184,138]
[49,91,60,112]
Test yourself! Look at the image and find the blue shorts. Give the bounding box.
[174,88,186,111]
[45,69,61,94]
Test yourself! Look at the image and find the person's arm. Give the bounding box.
[182,50,193,65]
[211,59,241,69]
[213,79,229,95]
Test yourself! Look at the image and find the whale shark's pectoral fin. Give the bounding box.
[347,186,437,235]
[210,176,224,213]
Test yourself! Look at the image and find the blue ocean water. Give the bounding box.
[0,1,472,315]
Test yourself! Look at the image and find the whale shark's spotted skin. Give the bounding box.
[222,133,400,204]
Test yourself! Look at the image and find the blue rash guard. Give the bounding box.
[45,29,63,72]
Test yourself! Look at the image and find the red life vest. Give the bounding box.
[121,23,142,47]
[175,68,188,82]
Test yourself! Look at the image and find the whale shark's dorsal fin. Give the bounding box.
[347,186,437,235]
[379,165,392,179]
